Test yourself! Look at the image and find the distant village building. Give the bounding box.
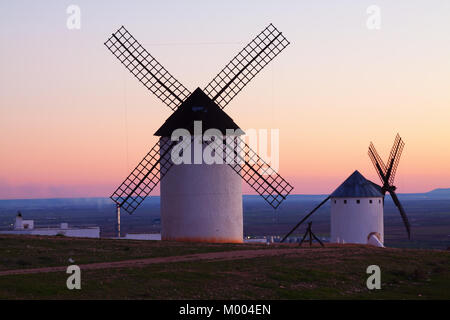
[0,212,100,238]
[330,171,384,247]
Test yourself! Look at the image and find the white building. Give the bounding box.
[330,170,384,246]
[13,213,34,230]
[155,88,244,243]
[0,213,100,238]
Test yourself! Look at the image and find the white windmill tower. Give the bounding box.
[282,134,411,246]
[329,170,384,245]
[155,89,245,243]
[104,25,294,242]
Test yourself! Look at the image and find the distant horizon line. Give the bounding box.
[1,188,449,201]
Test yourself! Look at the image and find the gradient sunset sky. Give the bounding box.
[1,1,449,199]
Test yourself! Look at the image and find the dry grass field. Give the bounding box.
[0,235,448,299]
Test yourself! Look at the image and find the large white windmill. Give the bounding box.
[105,24,294,243]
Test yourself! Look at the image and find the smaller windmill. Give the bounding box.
[282,134,411,243]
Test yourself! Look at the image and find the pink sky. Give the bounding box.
[1,1,450,199]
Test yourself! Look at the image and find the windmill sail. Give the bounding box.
[368,134,411,239]
[387,134,405,186]
[105,26,191,110]
[110,138,177,214]
[204,24,290,109]
[368,142,387,182]
[388,190,411,239]
[213,136,293,209]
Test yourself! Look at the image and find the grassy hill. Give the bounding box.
[0,235,448,299]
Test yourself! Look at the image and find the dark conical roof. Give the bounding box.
[330,170,383,198]
[154,88,243,136]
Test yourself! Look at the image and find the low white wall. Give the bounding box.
[22,220,34,230]
[0,227,100,238]
[124,233,161,240]
[244,239,267,244]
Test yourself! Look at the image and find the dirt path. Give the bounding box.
[0,248,326,277]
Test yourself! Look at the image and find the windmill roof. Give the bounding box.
[330,170,383,198]
[154,88,243,136]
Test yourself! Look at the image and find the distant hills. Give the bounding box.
[1,188,450,205]
[400,188,450,200]
[427,188,450,195]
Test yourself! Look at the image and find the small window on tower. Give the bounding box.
[344,200,347,204]
[356,200,360,204]
[379,199,381,203]
[334,200,336,204]
[369,200,373,204]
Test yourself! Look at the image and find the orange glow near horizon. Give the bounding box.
[1,1,450,199]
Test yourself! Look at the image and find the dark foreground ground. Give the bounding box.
[0,235,448,299]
